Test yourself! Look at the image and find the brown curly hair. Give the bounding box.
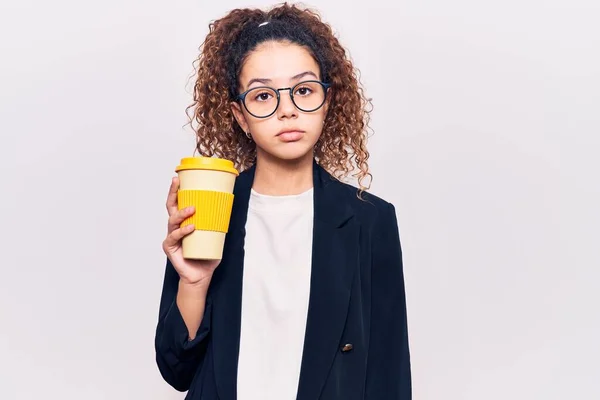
[185,2,374,192]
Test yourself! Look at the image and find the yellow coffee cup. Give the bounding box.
[175,156,239,260]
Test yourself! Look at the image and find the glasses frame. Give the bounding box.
[236,80,332,119]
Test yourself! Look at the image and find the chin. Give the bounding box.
[265,144,315,162]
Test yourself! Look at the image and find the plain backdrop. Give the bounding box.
[1,0,599,399]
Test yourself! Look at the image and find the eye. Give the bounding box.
[253,91,274,102]
[294,86,313,96]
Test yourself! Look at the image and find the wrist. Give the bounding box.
[179,274,213,291]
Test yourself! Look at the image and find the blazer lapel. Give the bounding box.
[296,160,359,400]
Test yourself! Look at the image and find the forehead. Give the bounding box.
[239,41,320,85]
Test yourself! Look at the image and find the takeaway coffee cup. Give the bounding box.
[175,156,239,259]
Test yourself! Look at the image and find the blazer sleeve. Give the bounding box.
[365,202,412,399]
[154,257,212,392]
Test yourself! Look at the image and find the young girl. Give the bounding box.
[155,3,411,399]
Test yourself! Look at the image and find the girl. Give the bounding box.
[155,3,411,399]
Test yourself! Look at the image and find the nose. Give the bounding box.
[277,89,297,119]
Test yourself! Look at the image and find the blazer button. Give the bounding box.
[341,343,353,352]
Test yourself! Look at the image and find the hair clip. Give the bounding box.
[258,21,270,27]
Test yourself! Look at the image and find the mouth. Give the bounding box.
[277,129,305,142]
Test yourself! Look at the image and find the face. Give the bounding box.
[230,41,330,163]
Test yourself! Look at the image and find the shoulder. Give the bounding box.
[326,178,397,232]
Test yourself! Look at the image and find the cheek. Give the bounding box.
[305,110,326,128]
[246,118,276,136]
[309,114,326,135]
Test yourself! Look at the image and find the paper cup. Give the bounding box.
[175,156,239,260]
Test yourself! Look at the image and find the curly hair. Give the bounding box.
[185,2,374,192]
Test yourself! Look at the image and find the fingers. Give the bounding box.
[163,224,195,254]
[166,177,179,216]
[168,206,196,233]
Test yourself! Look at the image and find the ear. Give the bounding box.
[230,101,249,133]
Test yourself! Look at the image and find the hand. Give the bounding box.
[162,176,221,286]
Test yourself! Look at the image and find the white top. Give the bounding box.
[236,187,314,400]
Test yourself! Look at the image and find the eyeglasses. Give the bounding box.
[236,80,332,119]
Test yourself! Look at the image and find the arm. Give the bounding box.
[365,202,412,399]
[154,258,213,392]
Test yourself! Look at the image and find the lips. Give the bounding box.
[277,129,305,136]
[276,128,305,142]
[277,130,305,142]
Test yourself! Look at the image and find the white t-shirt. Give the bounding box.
[236,187,314,400]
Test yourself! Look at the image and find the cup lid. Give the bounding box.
[175,156,239,175]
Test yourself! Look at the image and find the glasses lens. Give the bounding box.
[244,87,278,117]
[292,81,326,111]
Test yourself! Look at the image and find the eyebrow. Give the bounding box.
[246,71,319,88]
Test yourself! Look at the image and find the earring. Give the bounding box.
[245,131,252,139]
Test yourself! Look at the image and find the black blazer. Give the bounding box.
[155,160,411,399]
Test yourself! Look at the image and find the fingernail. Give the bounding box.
[187,206,195,212]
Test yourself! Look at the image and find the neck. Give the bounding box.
[252,151,314,196]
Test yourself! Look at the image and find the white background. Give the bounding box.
[1,0,598,399]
